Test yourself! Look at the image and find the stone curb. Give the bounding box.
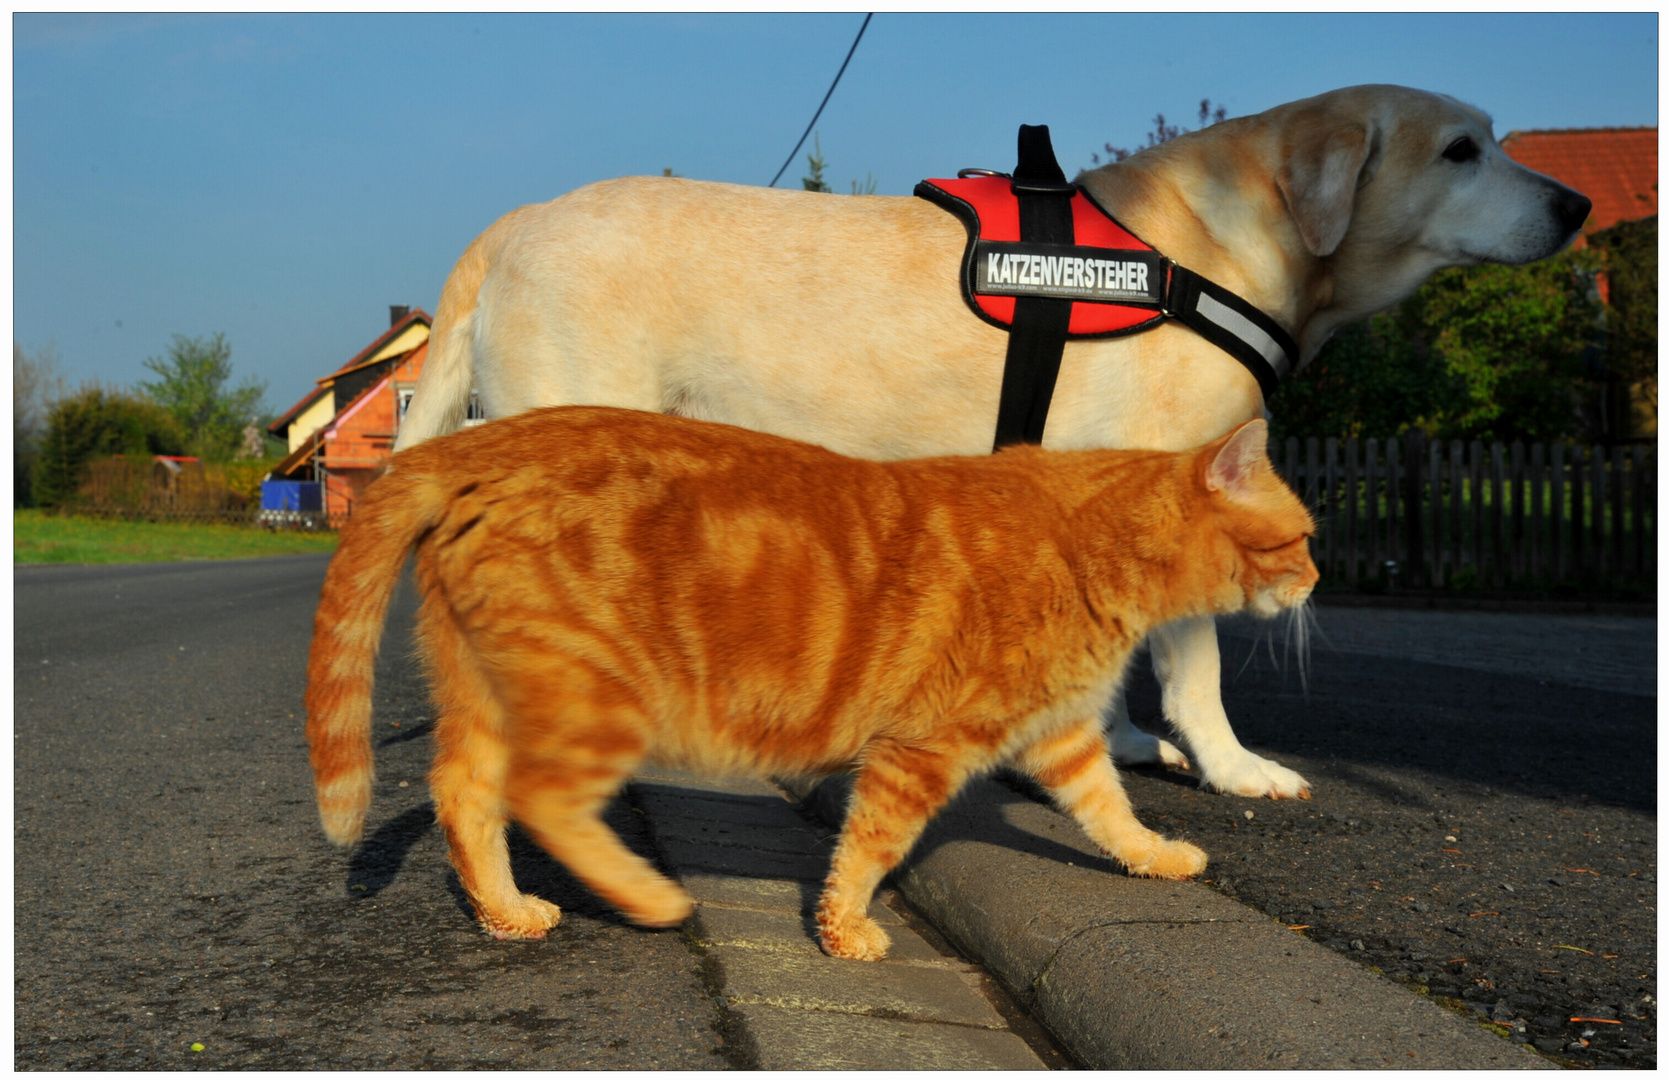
[785,772,1556,1070]
[627,768,1047,1070]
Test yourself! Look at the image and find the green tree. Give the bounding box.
[1090,98,1229,167]
[801,133,875,195]
[1590,215,1657,437]
[1268,311,1467,443]
[14,342,68,507]
[31,385,184,508]
[138,333,266,460]
[1403,251,1601,442]
[802,133,831,193]
[1271,249,1604,443]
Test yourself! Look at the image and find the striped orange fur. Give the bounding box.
[305,406,1316,959]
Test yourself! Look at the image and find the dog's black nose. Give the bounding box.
[1555,189,1593,234]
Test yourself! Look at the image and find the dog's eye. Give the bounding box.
[1441,136,1479,163]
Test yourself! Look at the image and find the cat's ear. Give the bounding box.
[1205,419,1271,496]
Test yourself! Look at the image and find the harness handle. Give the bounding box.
[992,124,1076,450]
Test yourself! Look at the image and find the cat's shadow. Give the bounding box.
[803,771,1138,881]
[346,803,436,896]
[344,795,654,931]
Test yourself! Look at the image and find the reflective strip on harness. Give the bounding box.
[1194,291,1292,382]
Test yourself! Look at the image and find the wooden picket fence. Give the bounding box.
[1271,433,1656,592]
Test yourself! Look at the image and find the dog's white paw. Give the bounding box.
[1108,722,1191,770]
[1198,750,1310,800]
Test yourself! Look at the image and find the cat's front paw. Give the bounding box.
[1108,723,1191,770]
[1120,834,1208,879]
[816,912,892,961]
[622,885,695,929]
[1197,750,1310,800]
[481,895,564,940]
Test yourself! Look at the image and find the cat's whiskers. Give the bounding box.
[1281,599,1313,693]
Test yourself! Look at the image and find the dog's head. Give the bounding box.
[1085,85,1592,365]
[1274,86,1589,317]
[1275,86,1590,257]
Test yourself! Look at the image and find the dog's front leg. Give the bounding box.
[1148,615,1311,799]
[1103,685,1190,770]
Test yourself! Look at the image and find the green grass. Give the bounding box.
[13,509,339,564]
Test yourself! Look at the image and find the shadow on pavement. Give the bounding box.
[1126,644,1656,813]
[347,803,437,896]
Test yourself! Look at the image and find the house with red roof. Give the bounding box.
[1502,127,1657,441]
[1501,126,1657,240]
[266,306,481,521]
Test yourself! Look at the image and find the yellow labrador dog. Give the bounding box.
[395,84,1588,799]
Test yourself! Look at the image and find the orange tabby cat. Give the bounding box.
[306,407,1315,961]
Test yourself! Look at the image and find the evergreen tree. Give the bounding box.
[802,133,831,193]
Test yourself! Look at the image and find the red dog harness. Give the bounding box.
[916,125,1297,450]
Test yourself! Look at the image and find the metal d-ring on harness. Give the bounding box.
[920,126,1300,452]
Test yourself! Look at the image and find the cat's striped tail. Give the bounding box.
[305,463,445,846]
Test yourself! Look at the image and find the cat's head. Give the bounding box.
[1195,420,1319,617]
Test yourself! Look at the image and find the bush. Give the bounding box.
[1592,215,1657,389]
[1272,249,1604,443]
[32,386,184,509]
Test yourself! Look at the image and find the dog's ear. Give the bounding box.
[1276,121,1374,258]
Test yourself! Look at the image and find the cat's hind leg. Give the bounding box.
[1015,715,1207,879]
[501,662,693,930]
[817,738,972,961]
[422,600,564,941]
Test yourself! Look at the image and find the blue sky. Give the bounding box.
[13,12,1659,418]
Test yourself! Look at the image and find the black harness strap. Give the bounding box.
[1163,263,1295,402]
[993,125,1076,450]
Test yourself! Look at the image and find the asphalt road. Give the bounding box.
[13,556,730,1070]
[1102,606,1657,1069]
[14,556,1657,1069]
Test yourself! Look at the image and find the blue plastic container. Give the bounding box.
[261,480,323,512]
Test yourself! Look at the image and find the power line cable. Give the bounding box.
[768,13,873,188]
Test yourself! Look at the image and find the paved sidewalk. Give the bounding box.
[628,768,1046,1069]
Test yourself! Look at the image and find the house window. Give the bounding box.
[396,387,415,429]
[465,389,487,426]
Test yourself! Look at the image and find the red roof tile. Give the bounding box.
[1501,127,1658,233]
